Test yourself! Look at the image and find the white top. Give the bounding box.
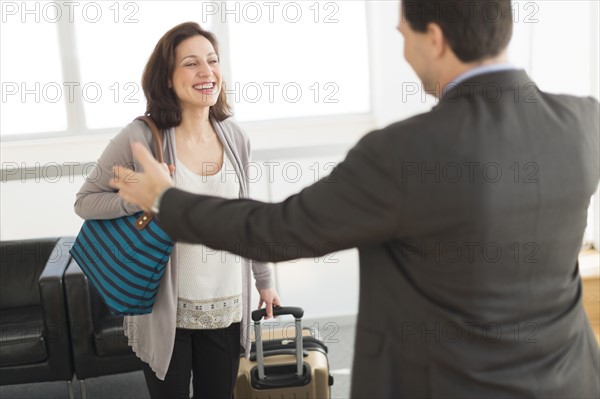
[174,150,243,329]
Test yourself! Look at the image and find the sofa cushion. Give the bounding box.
[0,306,47,367]
[93,314,133,358]
[0,239,56,309]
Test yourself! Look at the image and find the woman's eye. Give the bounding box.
[186,63,197,67]
[209,59,218,64]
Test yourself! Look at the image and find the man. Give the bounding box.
[112,1,600,397]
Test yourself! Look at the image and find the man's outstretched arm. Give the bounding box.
[112,136,403,262]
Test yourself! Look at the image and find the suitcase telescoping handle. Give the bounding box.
[252,306,305,381]
[251,306,304,321]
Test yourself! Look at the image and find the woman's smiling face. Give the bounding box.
[171,35,222,111]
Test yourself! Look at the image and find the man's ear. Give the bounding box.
[427,22,447,59]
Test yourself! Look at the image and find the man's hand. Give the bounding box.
[258,287,282,320]
[110,142,174,212]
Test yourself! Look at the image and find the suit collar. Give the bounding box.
[437,69,536,106]
[442,64,516,97]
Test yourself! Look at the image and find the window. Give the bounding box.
[1,1,371,138]
[1,15,66,136]
[226,1,370,121]
[528,0,594,97]
[0,1,216,137]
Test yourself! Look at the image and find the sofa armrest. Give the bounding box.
[64,257,98,378]
[37,236,75,380]
[64,256,141,380]
[39,237,73,283]
[39,237,73,330]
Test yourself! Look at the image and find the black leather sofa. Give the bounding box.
[0,237,75,398]
[64,259,142,398]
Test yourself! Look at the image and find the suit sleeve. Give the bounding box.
[159,132,403,262]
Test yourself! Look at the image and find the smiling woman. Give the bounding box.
[71,21,281,399]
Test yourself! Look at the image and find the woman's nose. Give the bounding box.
[197,60,213,76]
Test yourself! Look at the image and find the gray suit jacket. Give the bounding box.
[159,70,600,397]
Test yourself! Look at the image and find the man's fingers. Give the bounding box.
[106,143,173,212]
[131,142,160,172]
[110,165,135,189]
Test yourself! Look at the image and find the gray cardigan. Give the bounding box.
[74,117,273,380]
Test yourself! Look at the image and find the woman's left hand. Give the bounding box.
[258,287,282,320]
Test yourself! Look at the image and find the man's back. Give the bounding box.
[350,69,600,397]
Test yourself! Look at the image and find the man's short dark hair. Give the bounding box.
[402,0,513,63]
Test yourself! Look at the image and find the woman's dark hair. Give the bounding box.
[142,22,232,129]
[402,0,513,63]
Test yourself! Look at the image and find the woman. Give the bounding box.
[74,22,281,398]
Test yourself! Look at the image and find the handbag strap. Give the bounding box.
[133,115,166,230]
[135,115,165,163]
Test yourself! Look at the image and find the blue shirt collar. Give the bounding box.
[442,63,516,97]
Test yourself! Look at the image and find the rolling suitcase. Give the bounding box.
[234,306,334,398]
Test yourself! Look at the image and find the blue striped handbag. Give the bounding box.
[70,116,174,315]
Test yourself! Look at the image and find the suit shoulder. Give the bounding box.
[541,91,599,113]
[545,92,599,108]
[579,96,600,125]
[541,92,600,129]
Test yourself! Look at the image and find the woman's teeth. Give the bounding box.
[194,83,215,90]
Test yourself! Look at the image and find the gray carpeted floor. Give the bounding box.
[0,316,356,399]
